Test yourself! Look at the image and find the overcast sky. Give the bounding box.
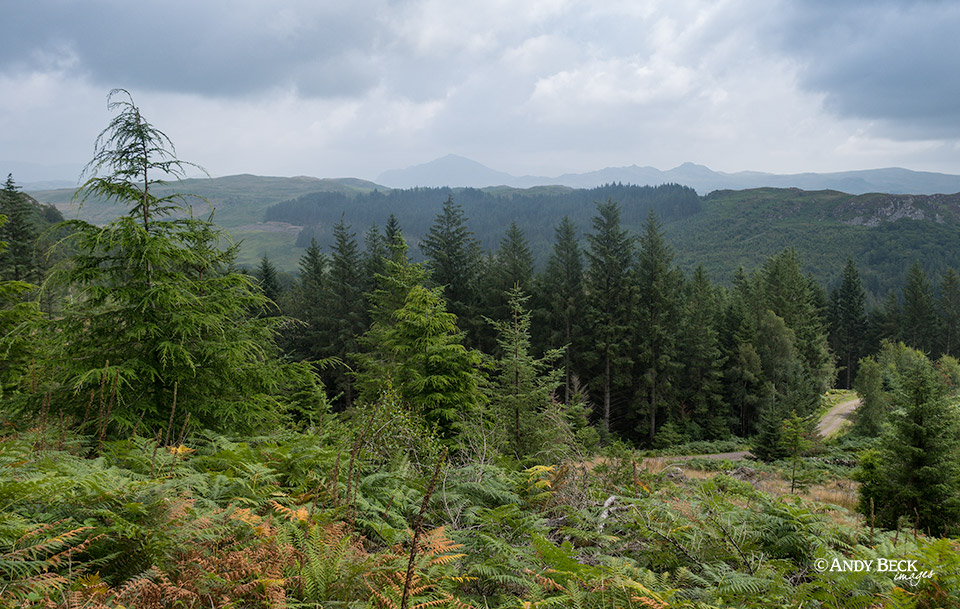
[3,0,960,184]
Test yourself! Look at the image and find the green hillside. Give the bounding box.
[28,176,960,299]
[29,174,384,228]
[668,188,960,301]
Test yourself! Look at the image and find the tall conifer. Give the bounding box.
[583,200,634,435]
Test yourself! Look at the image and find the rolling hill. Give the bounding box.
[25,174,960,298]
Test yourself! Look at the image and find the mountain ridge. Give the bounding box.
[376,155,960,195]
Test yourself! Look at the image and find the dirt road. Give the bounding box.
[652,397,862,463]
[816,398,860,438]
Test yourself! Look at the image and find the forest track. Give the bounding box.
[585,396,863,470]
[816,397,860,438]
[651,397,861,463]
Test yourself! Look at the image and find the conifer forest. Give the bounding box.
[3,91,960,608]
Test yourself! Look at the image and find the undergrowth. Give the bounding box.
[0,422,957,608]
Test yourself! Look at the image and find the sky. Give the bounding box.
[2,0,960,184]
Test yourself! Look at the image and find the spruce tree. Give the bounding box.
[634,211,682,444]
[0,174,39,283]
[752,310,806,460]
[583,200,634,435]
[851,355,887,437]
[829,258,867,388]
[0,214,41,398]
[485,222,535,322]
[542,216,584,404]
[856,351,960,534]
[256,255,282,311]
[486,286,563,456]
[901,261,938,353]
[940,268,960,357]
[420,195,484,346]
[362,223,389,295]
[321,217,367,406]
[761,249,833,412]
[678,266,728,439]
[357,282,481,440]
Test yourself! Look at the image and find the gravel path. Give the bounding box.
[653,397,862,463]
[816,398,860,438]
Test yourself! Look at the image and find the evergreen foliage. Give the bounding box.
[0,174,39,283]
[38,90,309,434]
[320,216,367,406]
[540,216,584,404]
[901,261,938,353]
[633,211,682,444]
[484,286,563,458]
[829,258,867,389]
[420,195,484,345]
[583,200,634,436]
[855,349,960,534]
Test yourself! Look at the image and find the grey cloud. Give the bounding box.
[0,1,389,98]
[770,1,960,136]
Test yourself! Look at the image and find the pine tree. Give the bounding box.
[583,200,634,436]
[634,211,682,444]
[940,268,960,357]
[46,89,305,434]
[0,174,39,283]
[541,216,584,404]
[829,259,867,388]
[420,195,484,346]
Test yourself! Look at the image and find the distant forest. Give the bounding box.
[266,183,701,258]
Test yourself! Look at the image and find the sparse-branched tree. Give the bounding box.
[485,286,563,457]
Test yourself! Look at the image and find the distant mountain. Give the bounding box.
[377,154,518,188]
[377,157,960,195]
